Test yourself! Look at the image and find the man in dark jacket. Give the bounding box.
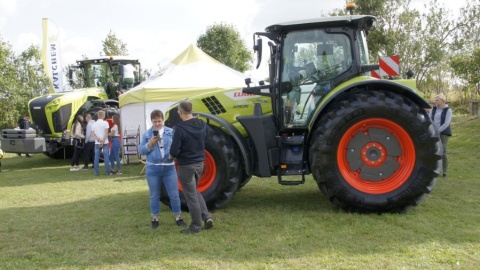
[170,100,213,234]
[17,114,32,157]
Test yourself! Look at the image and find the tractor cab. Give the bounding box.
[241,15,378,184]
[69,56,141,99]
[246,15,377,129]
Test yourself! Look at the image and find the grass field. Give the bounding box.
[1,115,479,269]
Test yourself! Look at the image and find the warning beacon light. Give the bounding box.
[346,2,356,15]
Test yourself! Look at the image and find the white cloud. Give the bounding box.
[0,0,18,34]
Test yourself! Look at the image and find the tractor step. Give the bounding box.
[277,173,306,185]
[277,135,306,185]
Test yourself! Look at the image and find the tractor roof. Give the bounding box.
[265,15,376,34]
[76,56,140,65]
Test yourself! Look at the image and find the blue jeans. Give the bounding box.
[109,137,121,172]
[94,143,110,175]
[146,165,181,217]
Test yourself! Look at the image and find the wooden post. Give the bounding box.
[471,101,479,116]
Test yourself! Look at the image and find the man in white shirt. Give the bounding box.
[91,110,111,175]
[122,64,136,89]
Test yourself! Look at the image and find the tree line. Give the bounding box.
[341,0,480,101]
[1,0,479,129]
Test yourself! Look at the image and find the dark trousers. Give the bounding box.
[83,141,95,168]
[71,143,82,167]
[177,162,211,231]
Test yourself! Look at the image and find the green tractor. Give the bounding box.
[26,57,141,159]
[163,14,442,213]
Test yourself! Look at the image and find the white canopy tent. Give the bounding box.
[119,44,248,136]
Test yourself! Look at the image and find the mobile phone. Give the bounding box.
[152,130,159,137]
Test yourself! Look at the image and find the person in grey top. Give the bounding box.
[428,94,452,178]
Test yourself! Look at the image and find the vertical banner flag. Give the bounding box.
[42,18,64,93]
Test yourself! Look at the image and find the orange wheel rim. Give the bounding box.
[337,118,415,194]
[178,151,216,193]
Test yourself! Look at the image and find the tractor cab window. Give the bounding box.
[358,30,370,66]
[86,63,112,88]
[119,63,139,90]
[280,29,352,127]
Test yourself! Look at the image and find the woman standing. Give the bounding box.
[428,94,452,178]
[70,115,85,171]
[139,109,186,229]
[109,114,122,175]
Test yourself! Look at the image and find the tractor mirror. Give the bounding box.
[317,44,333,56]
[280,81,293,95]
[118,64,125,78]
[68,68,74,84]
[254,38,263,69]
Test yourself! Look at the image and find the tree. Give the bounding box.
[347,0,480,99]
[0,38,49,129]
[450,47,480,99]
[197,23,252,72]
[102,30,128,56]
[449,0,480,100]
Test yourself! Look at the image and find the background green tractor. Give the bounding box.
[162,14,442,213]
[25,57,141,159]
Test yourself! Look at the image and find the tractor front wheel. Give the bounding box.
[309,90,442,213]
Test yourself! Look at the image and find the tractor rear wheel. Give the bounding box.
[309,90,442,213]
[161,126,241,210]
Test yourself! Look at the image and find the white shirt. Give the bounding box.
[124,64,135,79]
[91,119,110,144]
[111,124,119,137]
[157,127,164,157]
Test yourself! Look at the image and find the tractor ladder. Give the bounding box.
[277,135,306,185]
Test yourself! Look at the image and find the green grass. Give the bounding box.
[1,115,480,269]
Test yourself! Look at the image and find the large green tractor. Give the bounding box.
[27,57,141,158]
[162,13,442,213]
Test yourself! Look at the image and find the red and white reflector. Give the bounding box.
[371,70,381,79]
[379,56,399,77]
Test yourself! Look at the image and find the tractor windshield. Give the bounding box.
[86,63,112,88]
[280,29,352,127]
[79,60,141,99]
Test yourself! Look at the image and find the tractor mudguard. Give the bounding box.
[308,79,430,133]
[196,112,252,179]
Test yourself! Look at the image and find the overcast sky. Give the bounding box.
[0,0,468,77]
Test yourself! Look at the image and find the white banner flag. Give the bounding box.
[42,18,64,93]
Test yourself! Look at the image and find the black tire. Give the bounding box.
[309,90,442,213]
[161,126,241,210]
[238,173,252,189]
[44,146,74,159]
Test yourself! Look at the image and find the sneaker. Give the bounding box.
[443,173,447,178]
[204,218,214,230]
[116,171,123,175]
[181,227,200,234]
[151,219,159,229]
[25,154,32,158]
[81,166,89,171]
[70,167,76,172]
[175,217,187,227]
